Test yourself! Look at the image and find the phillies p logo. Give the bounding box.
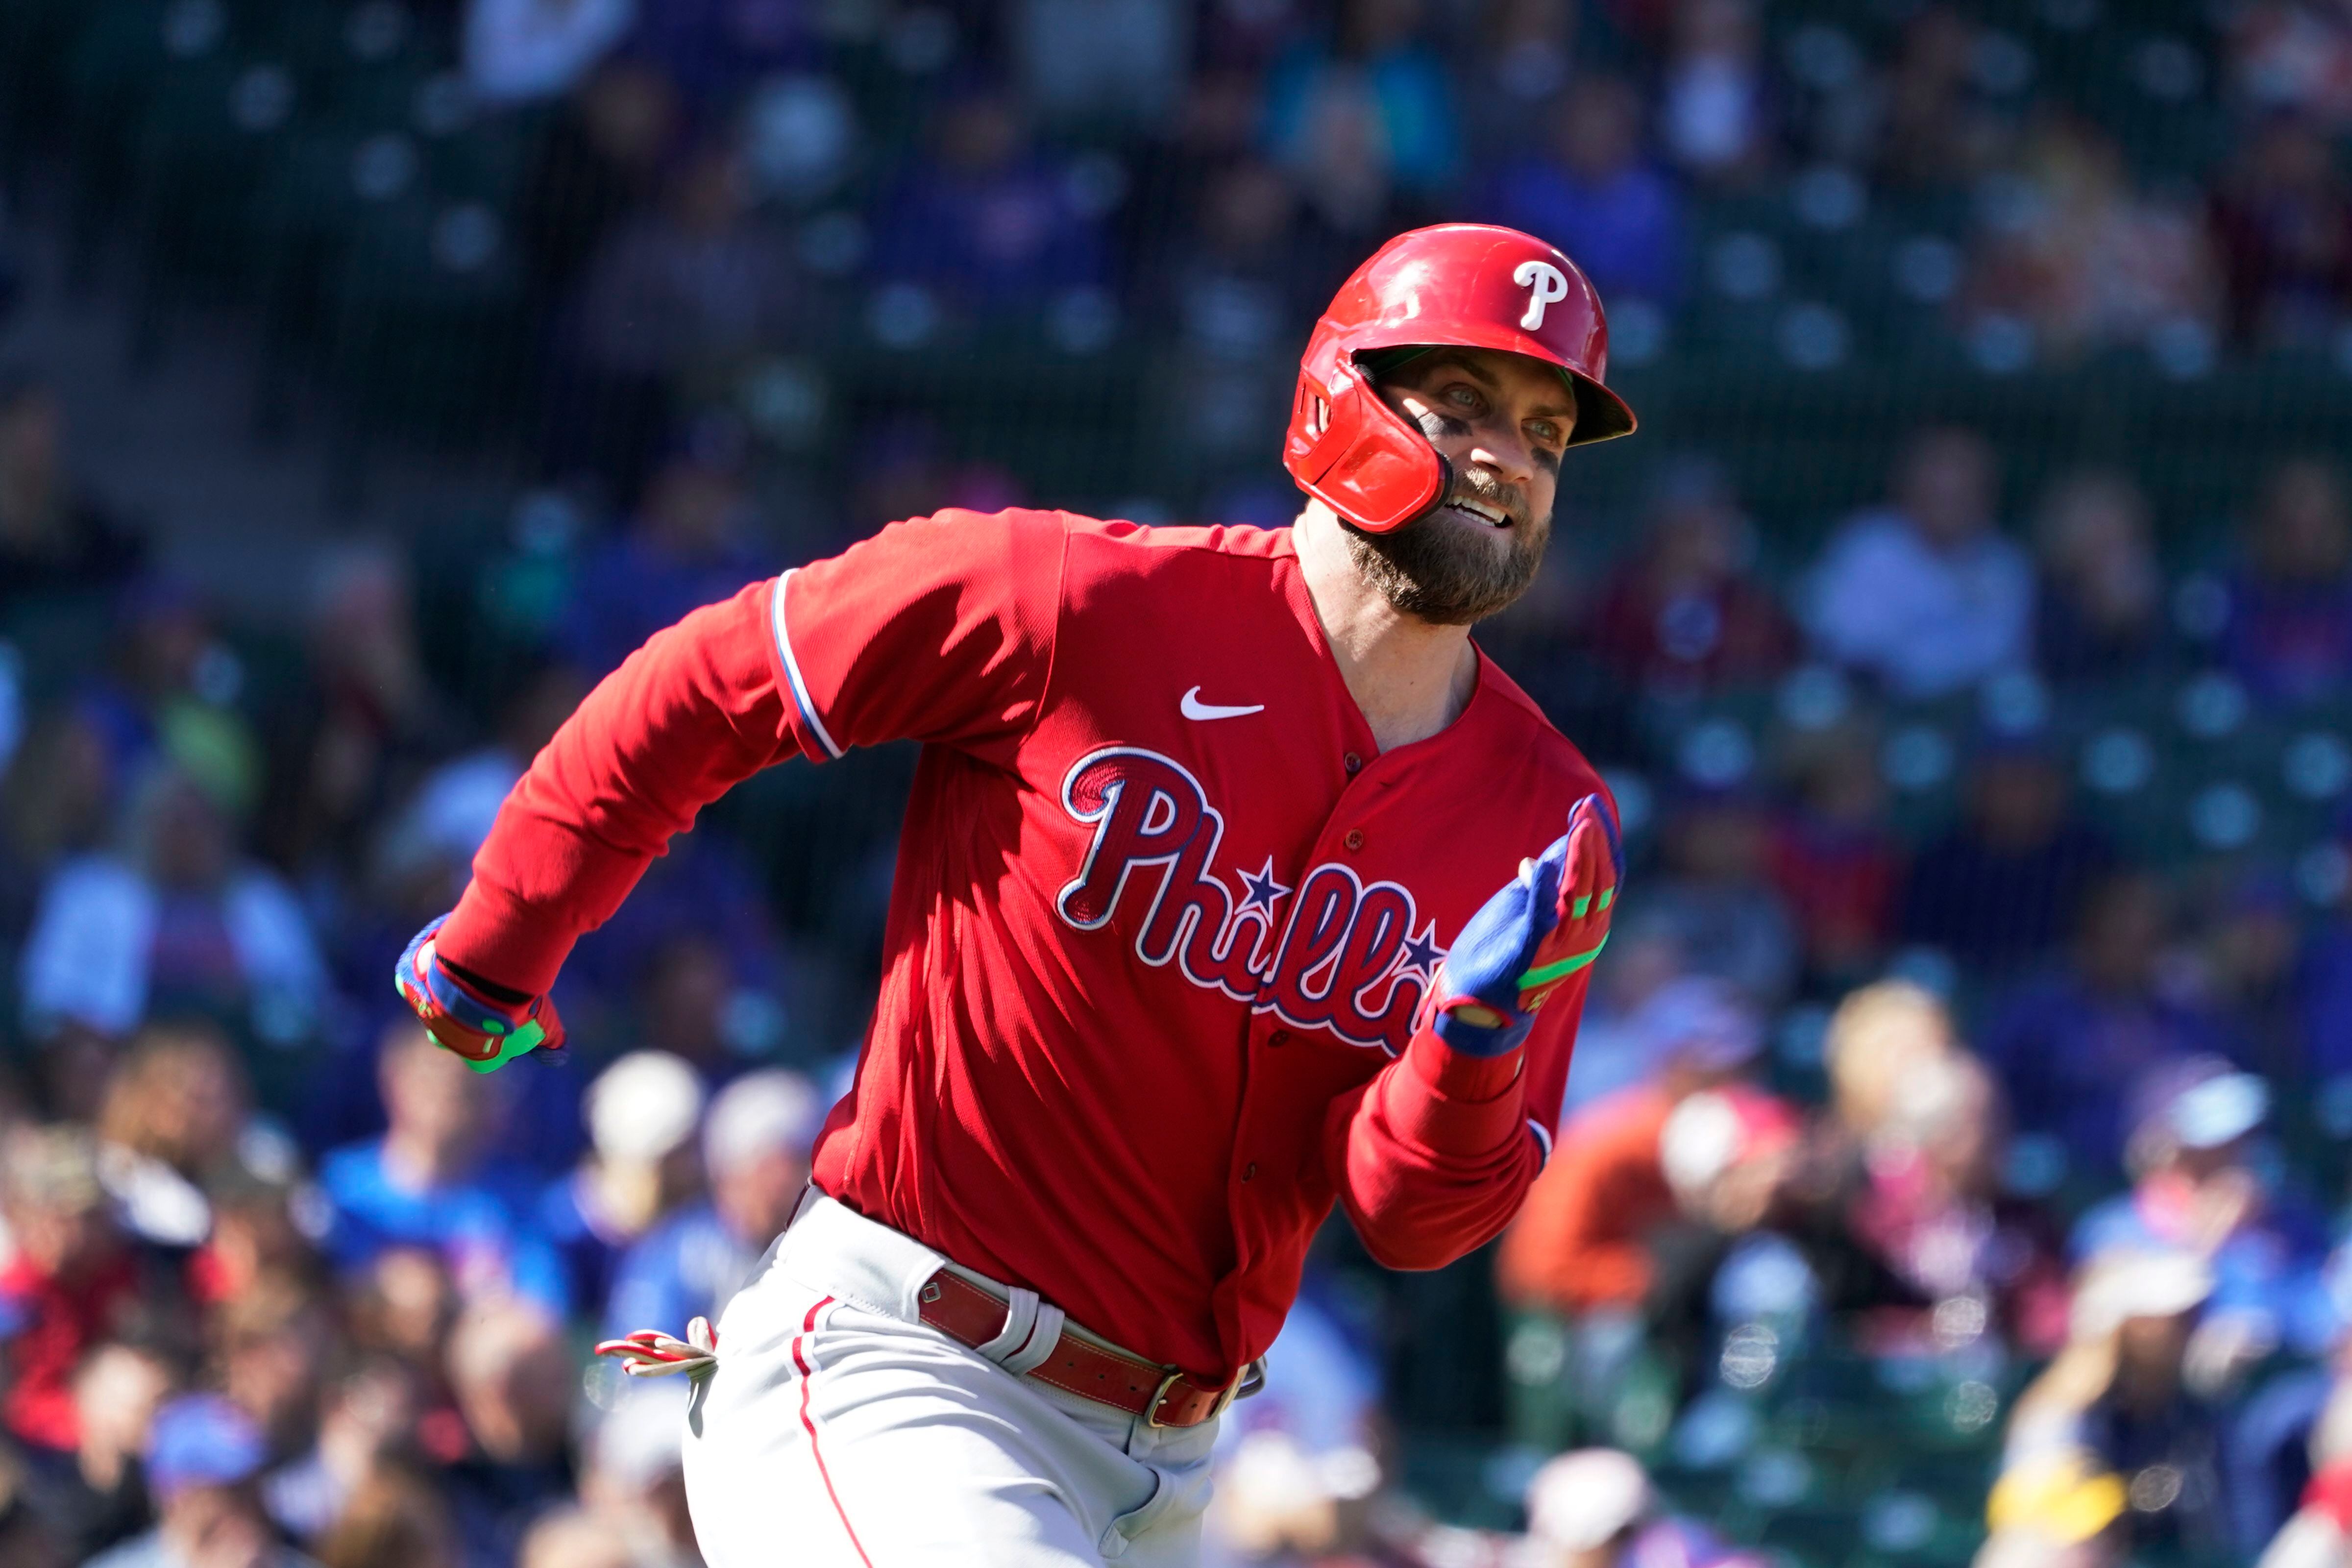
[1514,260,1570,330]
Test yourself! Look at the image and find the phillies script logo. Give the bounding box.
[1053,747,1445,1052]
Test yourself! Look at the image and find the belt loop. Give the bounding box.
[1000,1302,1066,1377]
[976,1287,1040,1363]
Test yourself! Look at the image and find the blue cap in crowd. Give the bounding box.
[148,1395,266,1499]
[2130,1055,2270,1160]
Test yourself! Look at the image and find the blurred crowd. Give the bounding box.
[8,1,2352,1567]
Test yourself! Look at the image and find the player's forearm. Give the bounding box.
[437,580,797,993]
[1329,1029,1543,1272]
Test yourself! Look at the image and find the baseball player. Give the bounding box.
[392,222,1637,1566]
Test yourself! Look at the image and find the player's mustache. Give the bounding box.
[1440,472,1528,528]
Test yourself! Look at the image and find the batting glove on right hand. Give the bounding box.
[1417,792,1622,1058]
[393,914,566,1073]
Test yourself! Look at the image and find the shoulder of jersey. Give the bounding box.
[1474,654,1605,791]
[917,507,1293,564]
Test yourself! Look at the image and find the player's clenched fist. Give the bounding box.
[1418,792,1622,1056]
[392,914,566,1073]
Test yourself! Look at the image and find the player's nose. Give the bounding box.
[1467,421,1538,489]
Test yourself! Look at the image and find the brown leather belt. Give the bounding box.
[914,1270,1253,1428]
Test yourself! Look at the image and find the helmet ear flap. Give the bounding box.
[1285,358,1448,534]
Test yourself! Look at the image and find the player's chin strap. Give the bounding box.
[593,1316,719,1379]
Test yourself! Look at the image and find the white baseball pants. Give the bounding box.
[680,1193,1221,1567]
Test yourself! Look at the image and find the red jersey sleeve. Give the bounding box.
[1325,966,1592,1272]
[774,508,1067,764]
[437,509,1066,993]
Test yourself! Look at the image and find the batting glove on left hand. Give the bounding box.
[1418,791,1622,1058]
[393,914,566,1073]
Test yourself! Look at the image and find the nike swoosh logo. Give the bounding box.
[1180,686,1265,721]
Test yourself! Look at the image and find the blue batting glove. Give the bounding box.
[1419,792,1623,1057]
[392,915,566,1074]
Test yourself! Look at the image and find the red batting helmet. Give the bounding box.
[1283,223,1638,534]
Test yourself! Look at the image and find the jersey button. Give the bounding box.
[1344,829,1365,851]
[1344,752,1363,775]
[1241,1163,1257,1182]
[1268,1029,1290,1048]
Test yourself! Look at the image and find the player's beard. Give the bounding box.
[1345,479,1550,626]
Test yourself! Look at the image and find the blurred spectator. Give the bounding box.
[1846,1050,2071,1355]
[0,374,141,617]
[558,423,767,679]
[1591,459,1793,695]
[373,661,587,927]
[0,1127,183,1455]
[1520,1447,1766,1568]
[1640,1083,1823,1391]
[1997,1250,2232,1560]
[517,1505,636,1568]
[1499,978,1764,1316]
[34,1340,178,1562]
[1768,721,1902,984]
[215,1278,338,1466]
[1263,0,1459,229]
[579,1382,695,1568]
[0,709,115,958]
[1202,1425,1380,1562]
[1963,115,2219,364]
[540,1051,705,1315]
[72,581,257,811]
[2210,114,2352,349]
[313,1464,460,1568]
[1159,159,1322,367]
[342,1249,457,1386]
[1874,6,2004,193]
[561,833,788,1057]
[1634,789,1799,1004]
[1658,0,1773,187]
[603,1068,818,1340]
[1805,426,2033,699]
[2033,470,2168,684]
[622,0,809,107]
[465,0,634,106]
[1555,916,1688,1113]
[1981,874,2225,1182]
[85,1393,323,1568]
[318,1023,569,1316]
[554,151,800,504]
[264,1357,423,1547]
[1012,0,1191,132]
[2197,872,2306,1093]
[570,147,801,394]
[2223,457,2352,707]
[441,1301,574,1563]
[194,1164,322,1312]
[2072,1060,2337,1365]
[17,767,328,1052]
[1899,733,2117,975]
[867,84,1112,313]
[95,1022,251,1250]
[515,63,681,309]
[1979,1446,2130,1568]
[1464,0,1578,157]
[256,548,453,889]
[1821,979,1962,1144]
[1480,76,1685,312]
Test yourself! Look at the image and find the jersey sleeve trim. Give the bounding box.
[1526,1117,1554,1169]
[771,568,844,760]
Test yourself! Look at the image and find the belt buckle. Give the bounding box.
[1144,1369,1185,1428]
[1147,1364,1252,1428]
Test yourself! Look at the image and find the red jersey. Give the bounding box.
[441,510,1607,1380]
